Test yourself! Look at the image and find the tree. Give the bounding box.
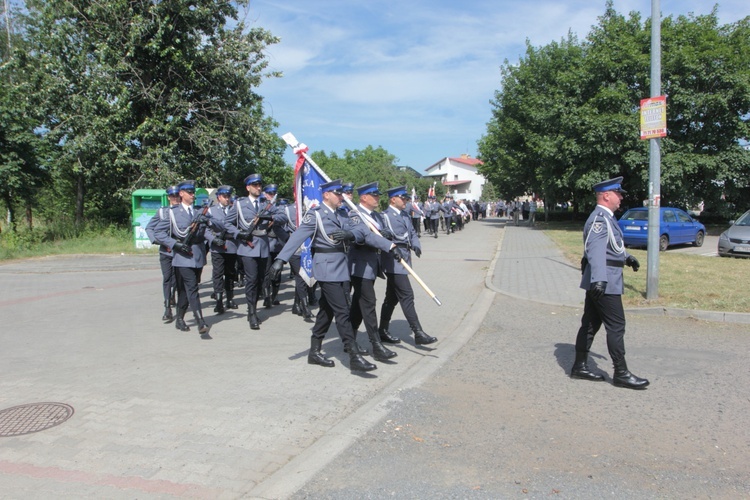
[0,2,47,231]
[23,0,283,224]
[478,2,750,217]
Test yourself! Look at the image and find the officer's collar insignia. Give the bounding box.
[592,222,604,233]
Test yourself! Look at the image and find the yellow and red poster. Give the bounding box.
[640,96,667,139]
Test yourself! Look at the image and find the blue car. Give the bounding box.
[618,207,706,251]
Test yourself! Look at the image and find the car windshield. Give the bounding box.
[735,211,750,226]
[621,210,648,221]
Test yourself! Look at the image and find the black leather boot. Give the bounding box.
[214,292,225,314]
[162,301,174,323]
[379,326,401,344]
[225,290,238,310]
[308,337,334,367]
[343,333,370,356]
[292,296,301,315]
[175,308,190,332]
[263,288,272,309]
[367,330,397,362]
[613,360,649,390]
[247,304,260,330]
[194,311,211,337]
[412,327,437,345]
[299,297,314,320]
[348,350,377,372]
[570,351,604,381]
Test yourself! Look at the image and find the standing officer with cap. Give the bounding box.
[407,194,424,237]
[225,174,287,330]
[268,179,377,372]
[378,186,438,346]
[205,185,238,314]
[571,176,649,389]
[339,182,355,214]
[348,181,400,362]
[153,180,212,338]
[145,184,181,323]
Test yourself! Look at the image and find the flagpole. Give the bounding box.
[282,132,442,307]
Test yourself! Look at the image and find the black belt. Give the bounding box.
[606,259,624,267]
[312,247,344,254]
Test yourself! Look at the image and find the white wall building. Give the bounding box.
[423,154,486,200]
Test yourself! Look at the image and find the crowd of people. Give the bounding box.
[145,174,648,388]
[145,176,452,373]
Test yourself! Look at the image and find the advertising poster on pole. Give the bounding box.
[640,96,667,139]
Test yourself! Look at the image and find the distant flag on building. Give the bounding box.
[428,181,436,198]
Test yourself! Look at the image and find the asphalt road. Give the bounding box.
[292,292,750,499]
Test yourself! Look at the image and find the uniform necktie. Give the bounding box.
[254,199,259,211]
[188,206,194,218]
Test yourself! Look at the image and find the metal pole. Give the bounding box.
[646,0,661,299]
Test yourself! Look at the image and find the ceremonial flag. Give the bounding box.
[428,181,435,198]
[291,144,326,286]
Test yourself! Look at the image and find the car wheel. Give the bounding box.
[659,234,669,251]
[693,231,705,247]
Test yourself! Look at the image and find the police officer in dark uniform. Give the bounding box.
[378,186,438,346]
[153,180,212,338]
[423,196,443,238]
[224,174,287,330]
[571,176,649,389]
[268,179,377,372]
[205,185,238,314]
[145,185,180,323]
[348,182,400,362]
[261,183,284,308]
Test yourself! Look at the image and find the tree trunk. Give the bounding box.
[25,199,33,230]
[75,172,85,225]
[3,192,15,232]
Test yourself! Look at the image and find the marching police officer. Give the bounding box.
[348,182,400,362]
[145,185,180,323]
[378,186,438,346]
[224,174,287,330]
[268,179,376,372]
[262,183,284,308]
[423,196,443,238]
[571,176,649,390]
[153,180,212,338]
[205,185,239,314]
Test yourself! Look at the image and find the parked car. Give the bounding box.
[718,209,750,258]
[618,207,706,251]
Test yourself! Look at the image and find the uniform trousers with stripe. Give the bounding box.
[159,253,175,305]
[175,266,203,314]
[311,281,355,346]
[575,291,626,363]
[211,252,237,295]
[380,273,420,331]
[240,255,266,307]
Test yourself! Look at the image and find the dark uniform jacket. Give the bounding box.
[205,204,238,254]
[145,207,173,257]
[276,203,369,282]
[153,204,209,268]
[580,205,633,295]
[348,205,393,280]
[224,196,287,259]
[380,205,421,275]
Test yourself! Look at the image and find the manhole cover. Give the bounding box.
[0,403,74,437]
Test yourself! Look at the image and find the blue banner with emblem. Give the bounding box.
[293,152,326,286]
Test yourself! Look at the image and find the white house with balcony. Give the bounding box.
[423,154,486,199]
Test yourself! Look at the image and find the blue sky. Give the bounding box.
[248,1,749,173]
